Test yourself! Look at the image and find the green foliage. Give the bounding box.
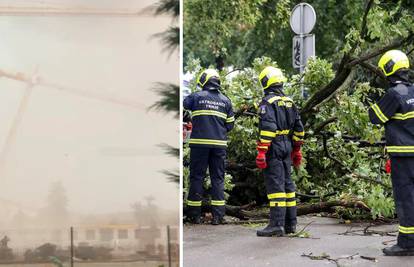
[184,0,263,67]
[184,55,395,218]
[302,58,335,96]
[152,0,180,183]
[152,0,179,17]
[151,0,179,55]
[366,5,413,43]
[153,27,180,56]
[288,231,311,238]
[243,222,267,229]
[149,83,180,118]
[365,185,395,219]
[184,0,388,70]
[49,256,63,267]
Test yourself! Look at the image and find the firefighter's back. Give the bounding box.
[260,94,302,157]
[188,90,232,148]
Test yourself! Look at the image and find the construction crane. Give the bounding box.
[0,2,167,176]
[0,1,171,176]
[0,67,147,175]
[0,3,164,17]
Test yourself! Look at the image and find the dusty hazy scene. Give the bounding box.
[0,0,179,266]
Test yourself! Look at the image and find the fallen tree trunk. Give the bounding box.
[296,199,370,216]
[184,199,370,220]
[236,199,369,220]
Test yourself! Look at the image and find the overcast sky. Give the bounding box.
[0,0,179,214]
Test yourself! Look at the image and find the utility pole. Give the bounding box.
[70,227,74,267]
[167,225,171,267]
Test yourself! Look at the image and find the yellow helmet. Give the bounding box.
[197,69,220,87]
[378,50,410,76]
[259,66,287,89]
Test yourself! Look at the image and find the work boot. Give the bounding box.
[285,206,297,234]
[256,208,285,237]
[211,217,226,225]
[285,225,296,234]
[256,224,284,237]
[383,244,414,256]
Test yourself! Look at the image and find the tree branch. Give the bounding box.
[347,32,414,67]
[341,134,386,147]
[322,134,348,168]
[300,0,376,118]
[349,172,390,188]
[197,199,371,220]
[301,32,414,122]
[313,117,338,135]
[225,68,243,77]
[360,0,375,40]
[321,134,390,188]
[358,61,387,81]
[318,132,386,147]
[301,67,352,119]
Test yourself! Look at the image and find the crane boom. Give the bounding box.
[0,5,162,17]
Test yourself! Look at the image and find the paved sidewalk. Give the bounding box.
[184,216,414,267]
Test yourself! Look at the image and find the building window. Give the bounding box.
[118,229,128,239]
[86,230,95,240]
[134,228,160,240]
[99,229,114,242]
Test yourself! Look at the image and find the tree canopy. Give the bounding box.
[150,0,180,184]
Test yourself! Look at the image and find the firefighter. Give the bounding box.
[255,66,304,237]
[184,69,235,225]
[368,50,414,256]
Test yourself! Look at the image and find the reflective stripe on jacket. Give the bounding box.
[258,89,304,147]
[369,83,414,157]
[183,89,234,148]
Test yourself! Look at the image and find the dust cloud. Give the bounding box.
[0,0,179,255]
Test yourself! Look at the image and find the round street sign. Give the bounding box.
[290,3,316,34]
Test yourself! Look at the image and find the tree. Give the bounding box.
[184,0,263,70]
[184,0,414,71]
[183,0,414,220]
[148,0,180,184]
[38,181,69,226]
[152,0,180,56]
[131,195,160,226]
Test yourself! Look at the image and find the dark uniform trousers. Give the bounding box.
[264,138,296,227]
[187,147,226,219]
[391,157,414,248]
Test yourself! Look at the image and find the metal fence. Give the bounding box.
[0,224,179,266]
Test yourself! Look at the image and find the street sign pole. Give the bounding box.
[299,4,305,97]
[290,3,316,99]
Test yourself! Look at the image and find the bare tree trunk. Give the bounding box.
[184,199,370,220]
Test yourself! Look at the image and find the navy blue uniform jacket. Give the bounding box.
[369,82,414,157]
[184,89,234,148]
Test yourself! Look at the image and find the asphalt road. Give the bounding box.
[1,261,174,267]
[184,216,414,267]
